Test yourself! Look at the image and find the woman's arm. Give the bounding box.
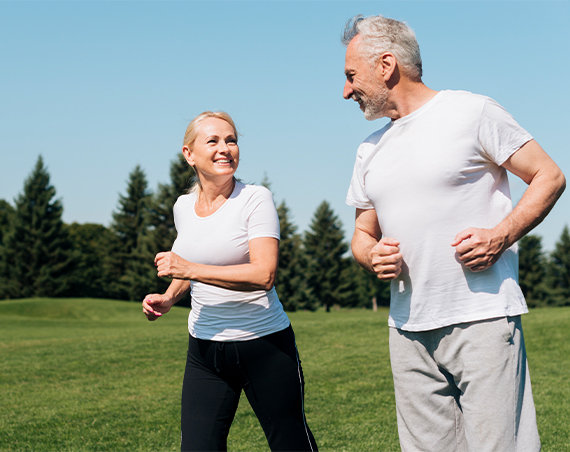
[142,278,191,321]
[155,237,279,291]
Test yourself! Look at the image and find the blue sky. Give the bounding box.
[1,1,568,251]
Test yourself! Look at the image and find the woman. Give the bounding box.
[142,111,318,452]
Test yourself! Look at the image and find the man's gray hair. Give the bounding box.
[342,14,423,81]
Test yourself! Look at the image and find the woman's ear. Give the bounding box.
[182,146,194,166]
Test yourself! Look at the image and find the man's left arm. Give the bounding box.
[452,139,566,272]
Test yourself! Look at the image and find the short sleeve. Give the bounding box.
[346,146,375,210]
[478,97,533,166]
[170,196,184,254]
[245,187,280,241]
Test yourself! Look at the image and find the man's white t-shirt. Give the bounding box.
[171,181,290,341]
[346,90,533,331]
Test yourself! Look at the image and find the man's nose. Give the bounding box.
[343,80,353,100]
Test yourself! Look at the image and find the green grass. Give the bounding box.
[0,299,568,451]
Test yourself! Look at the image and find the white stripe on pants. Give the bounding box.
[389,316,540,452]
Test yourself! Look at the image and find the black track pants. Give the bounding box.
[180,325,318,452]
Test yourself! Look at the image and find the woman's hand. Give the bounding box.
[155,251,190,279]
[142,293,175,321]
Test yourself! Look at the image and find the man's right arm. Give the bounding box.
[352,208,403,280]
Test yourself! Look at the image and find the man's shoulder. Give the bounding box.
[361,122,393,146]
[440,89,493,108]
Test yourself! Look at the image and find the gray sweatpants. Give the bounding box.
[389,316,540,452]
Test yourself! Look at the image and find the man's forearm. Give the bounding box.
[351,231,378,273]
[496,166,565,248]
[499,139,566,247]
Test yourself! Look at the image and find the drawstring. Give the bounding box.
[213,342,240,374]
[213,342,224,373]
[233,342,240,367]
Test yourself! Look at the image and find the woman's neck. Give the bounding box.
[195,177,236,216]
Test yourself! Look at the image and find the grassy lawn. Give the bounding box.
[0,299,568,451]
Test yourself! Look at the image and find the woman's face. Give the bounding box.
[183,117,239,182]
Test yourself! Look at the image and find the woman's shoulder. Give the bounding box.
[233,182,276,213]
[173,192,196,210]
[235,181,273,199]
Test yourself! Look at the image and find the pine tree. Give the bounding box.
[107,165,153,300]
[304,201,351,311]
[147,154,196,303]
[518,234,548,308]
[260,173,272,190]
[0,200,15,266]
[1,156,74,298]
[347,258,391,309]
[275,201,316,311]
[122,229,158,302]
[0,200,14,247]
[149,154,195,253]
[66,223,114,298]
[546,225,570,306]
[0,200,16,298]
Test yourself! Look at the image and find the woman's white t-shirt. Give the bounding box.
[346,90,532,331]
[171,181,290,341]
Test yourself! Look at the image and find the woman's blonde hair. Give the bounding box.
[182,111,238,194]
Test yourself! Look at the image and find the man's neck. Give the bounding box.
[386,81,438,120]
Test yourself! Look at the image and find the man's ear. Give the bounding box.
[376,52,397,82]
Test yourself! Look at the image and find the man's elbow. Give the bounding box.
[557,170,566,194]
[552,167,566,200]
[350,237,361,264]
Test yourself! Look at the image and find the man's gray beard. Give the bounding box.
[364,105,383,121]
[362,94,388,121]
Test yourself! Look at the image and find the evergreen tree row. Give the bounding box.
[0,155,195,306]
[1,156,568,310]
[518,230,570,307]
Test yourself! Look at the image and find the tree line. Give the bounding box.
[0,155,568,309]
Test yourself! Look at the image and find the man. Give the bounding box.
[342,14,565,452]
